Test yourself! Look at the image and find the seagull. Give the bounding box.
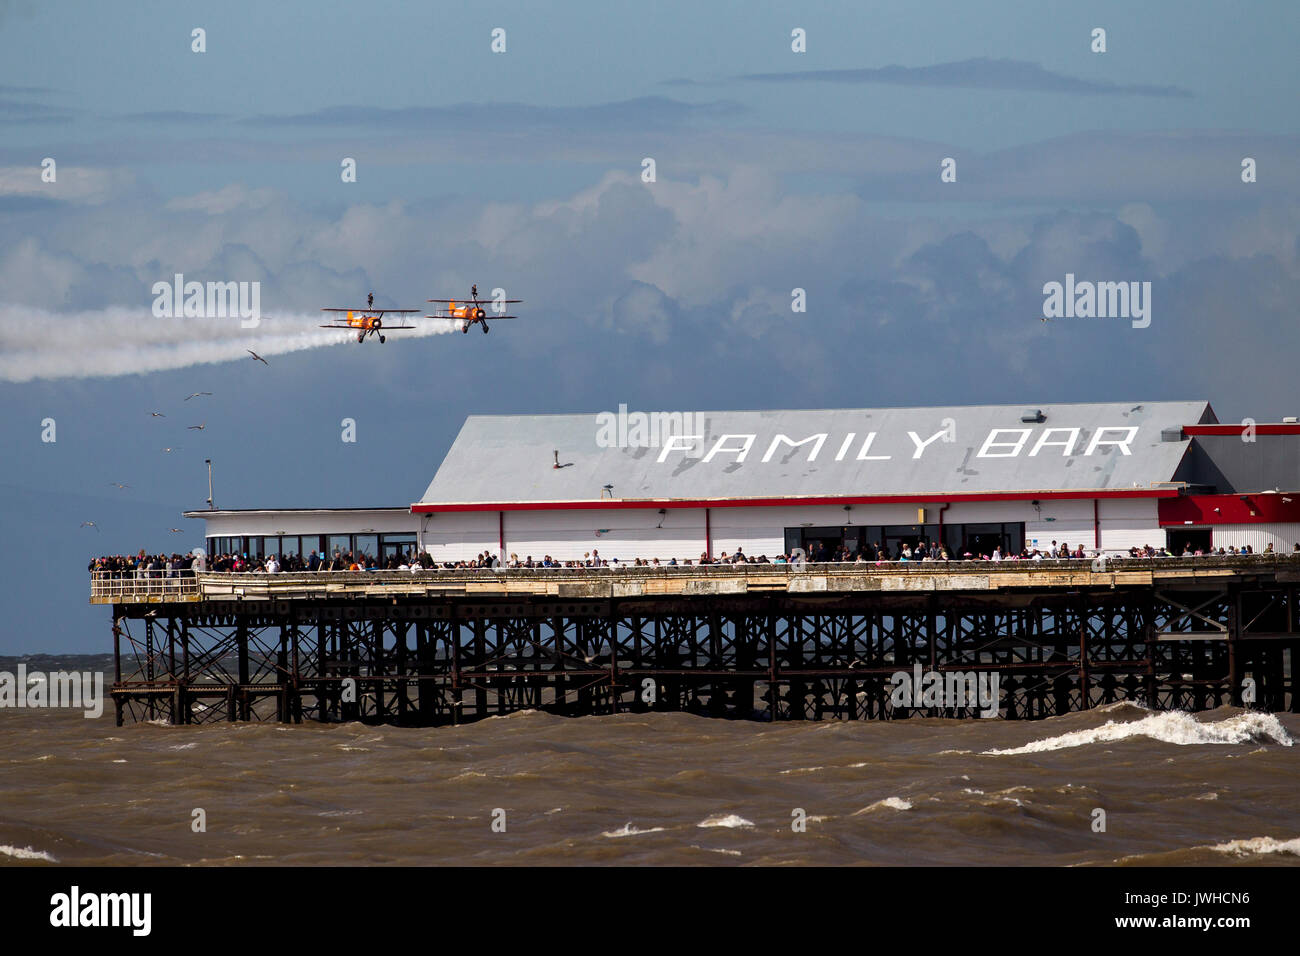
[109,482,129,489]
[169,528,184,533]
[80,521,99,531]
[247,349,269,365]
[150,411,166,417]
[184,392,212,401]
[162,446,181,453]
[187,423,206,431]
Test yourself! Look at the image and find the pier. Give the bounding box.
[93,556,1299,725]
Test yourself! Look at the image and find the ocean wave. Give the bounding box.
[697,813,754,829]
[1209,836,1300,858]
[691,845,742,856]
[982,711,1293,755]
[851,796,913,814]
[0,844,57,862]
[602,823,667,838]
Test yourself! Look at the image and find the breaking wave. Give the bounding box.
[983,711,1293,755]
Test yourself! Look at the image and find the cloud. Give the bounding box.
[0,97,74,123]
[740,57,1194,98]
[120,111,231,124]
[0,164,132,203]
[1,162,1296,411]
[164,184,277,215]
[239,96,743,131]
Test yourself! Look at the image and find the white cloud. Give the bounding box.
[0,164,131,203]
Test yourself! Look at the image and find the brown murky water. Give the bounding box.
[0,703,1296,866]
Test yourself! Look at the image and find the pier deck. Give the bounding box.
[93,556,1300,725]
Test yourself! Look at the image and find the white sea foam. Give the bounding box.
[983,711,1293,756]
[691,845,742,856]
[0,844,57,862]
[1209,836,1300,858]
[778,766,825,775]
[852,797,913,815]
[697,813,754,829]
[602,823,667,838]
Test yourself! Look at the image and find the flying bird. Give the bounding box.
[109,482,129,489]
[187,423,206,431]
[162,446,181,453]
[184,392,213,401]
[169,528,184,533]
[150,411,166,417]
[80,521,99,531]
[247,349,269,365]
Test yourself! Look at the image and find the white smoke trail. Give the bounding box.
[0,306,457,383]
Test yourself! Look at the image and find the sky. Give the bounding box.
[1,0,1298,652]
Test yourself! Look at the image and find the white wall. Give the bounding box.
[1206,523,1300,553]
[420,510,498,562]
[419,497,1166,563]
[500,507,707,563]
[1098,498,1161,553]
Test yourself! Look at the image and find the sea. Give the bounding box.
[0,655,1296,866]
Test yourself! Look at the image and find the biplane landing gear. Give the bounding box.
[379,334,386,344]
[462,322,470,333]
[481,321,490,334]
[356,331,365,343]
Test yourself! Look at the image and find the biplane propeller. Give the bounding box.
[426,284,522,334]
[320,293,419,343]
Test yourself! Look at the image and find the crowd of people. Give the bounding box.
[89,553,199,577]
[91,538,1300,579]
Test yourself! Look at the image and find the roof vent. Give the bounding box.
[1160,427,1184,442]
[1020,409,1045,423]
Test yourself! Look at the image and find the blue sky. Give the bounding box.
[1,0,1298,651]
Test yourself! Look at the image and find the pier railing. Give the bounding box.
[90,553,1300,604]
[90,571,200,603]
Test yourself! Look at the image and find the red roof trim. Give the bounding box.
[1183,424,1300,436]
[413,489,1178,514]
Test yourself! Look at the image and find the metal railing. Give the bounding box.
[90,570,200,603]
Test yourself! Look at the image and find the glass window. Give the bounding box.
[327,535,351,562]
[354,534,378,566]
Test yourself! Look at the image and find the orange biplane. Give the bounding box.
[426,284,521,334]
[320,293,419,344]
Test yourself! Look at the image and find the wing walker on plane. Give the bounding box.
[425,284,522,334]
[320,292,420,344]
[321,288,524,343]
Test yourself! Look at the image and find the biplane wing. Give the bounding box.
[425,299,522,304]
[320,308,420,314]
